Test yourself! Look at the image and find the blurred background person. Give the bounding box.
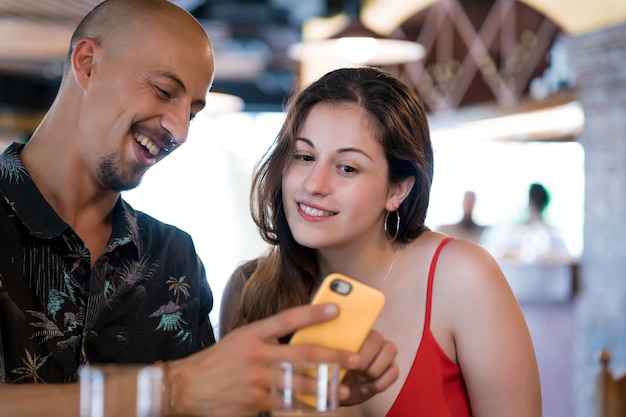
[481,182,573,263]
[436,190,486,244]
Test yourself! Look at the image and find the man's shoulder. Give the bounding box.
[119,199,194,243]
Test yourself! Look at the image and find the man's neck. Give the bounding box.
[20,134,118,261]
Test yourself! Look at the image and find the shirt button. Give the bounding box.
[76,264,88,277]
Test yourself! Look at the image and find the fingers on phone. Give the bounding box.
[357,352,400,396]
[358,335,399,383]
[254,303,339,341]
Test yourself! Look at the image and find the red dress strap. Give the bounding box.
[385,236,472,417]
[423,237,454,330]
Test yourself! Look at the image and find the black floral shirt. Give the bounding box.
[0,143,215,383]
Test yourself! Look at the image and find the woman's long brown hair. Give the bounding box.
[223,67,434,338]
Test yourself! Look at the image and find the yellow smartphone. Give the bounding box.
[287,273,385,407]
[290,272,386,355]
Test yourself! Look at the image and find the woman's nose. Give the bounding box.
[303,164,331,196]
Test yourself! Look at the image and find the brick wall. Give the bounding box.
[564,22,626,417]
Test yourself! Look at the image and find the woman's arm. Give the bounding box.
[218,261,255,339]
[441,241,542,417]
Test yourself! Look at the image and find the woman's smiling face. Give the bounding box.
[282,102,394,251]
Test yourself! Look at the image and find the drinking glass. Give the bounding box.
[79,364,163,417]
[271,360,340,416]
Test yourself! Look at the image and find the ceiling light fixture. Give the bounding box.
[288,18,425,65]
[287,1,424,66]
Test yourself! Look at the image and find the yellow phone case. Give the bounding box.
[287,273,386,407]
[290,272,386,353]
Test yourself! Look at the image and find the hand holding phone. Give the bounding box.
[286,273,386,407]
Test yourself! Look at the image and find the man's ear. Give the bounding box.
[386,176,415,211]
[71,38,99,90]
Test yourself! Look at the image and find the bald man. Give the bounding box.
[0,1,398,416]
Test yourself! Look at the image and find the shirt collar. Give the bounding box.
[0,142,140,253]
[0,142,67,239]
[108,198,142,253]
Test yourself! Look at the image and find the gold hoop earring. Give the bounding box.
[384,210,400,242]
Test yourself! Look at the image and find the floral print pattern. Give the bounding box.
[0,143,215,384]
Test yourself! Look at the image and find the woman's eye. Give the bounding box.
[294,153,314,162]
[340,165,357,174]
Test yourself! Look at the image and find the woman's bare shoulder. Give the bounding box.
[423,232,517,316]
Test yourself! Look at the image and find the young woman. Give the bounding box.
[220,67,542,416]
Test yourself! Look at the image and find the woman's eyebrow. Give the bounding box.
[295,137,313,147]
[296,138,372,161]
[337,147,373,161]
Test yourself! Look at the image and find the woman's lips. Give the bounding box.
[298,203,336,217]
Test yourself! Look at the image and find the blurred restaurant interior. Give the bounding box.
[1,0,626,415]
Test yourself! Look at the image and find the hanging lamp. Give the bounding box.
[287,0,424,66]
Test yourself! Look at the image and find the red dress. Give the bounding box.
[386,237,473,417]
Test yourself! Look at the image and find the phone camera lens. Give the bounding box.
[330,279,352,295]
